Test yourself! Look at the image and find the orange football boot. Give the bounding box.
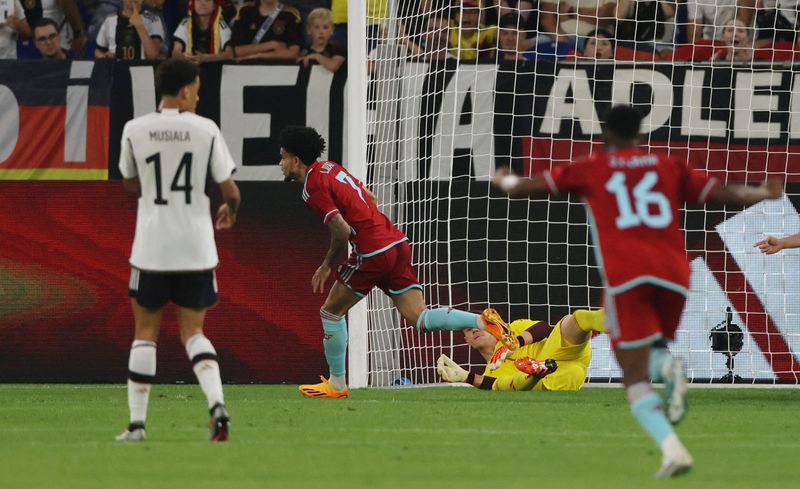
[480,308,519,350]
[299,376,350,399]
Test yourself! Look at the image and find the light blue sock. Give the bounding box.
[416,308,482,332]
[649,347,671,382]
[630,387,674,445]
[321,309,347,377]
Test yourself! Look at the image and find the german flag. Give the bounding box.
[0,60,112,180]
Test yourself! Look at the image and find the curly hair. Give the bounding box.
[279,126,327,165]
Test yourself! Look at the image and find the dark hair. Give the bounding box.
[33,17,59,32]
[586,28,616,49]
[279,126,326,165]
[498,13,521,29]
[155,58,199,97]
[603,105,642,140]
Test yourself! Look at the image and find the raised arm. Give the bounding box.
[312,213,351,293]
[707,179,783,206]
[57,0,86,56]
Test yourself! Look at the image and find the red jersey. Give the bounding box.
[542,148,719,291]
[303,161,407,256]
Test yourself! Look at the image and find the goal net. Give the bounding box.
[356,0,800,386]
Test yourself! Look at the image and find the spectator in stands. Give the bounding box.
[297,7,345,72]
[172,0,232,62]
[328,0,388,48]
[616,0,676,50]
[0,0,31,59]
[228,0,302,60]
[752,0,799,44]
[330,0,346,45]
[686,0,753,42]
[539,0,616,49]
[579,28,614,59]
[449,0,497,61]
[484,0,539,48]
[89,0,165,45]
[33,17,67,58]
[21,0,86,57]
[494,12,527,62]
[94,0,164,60]
[711,18,755,61]
[663,18,760,61]
[407,13,453,61]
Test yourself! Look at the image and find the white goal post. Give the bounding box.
[347,0,800,387]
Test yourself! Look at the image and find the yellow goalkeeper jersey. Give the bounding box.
[481,318,592,391]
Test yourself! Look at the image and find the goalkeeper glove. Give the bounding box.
[436,354,468,383]
[488,345,513,371]
[513,357,558,378]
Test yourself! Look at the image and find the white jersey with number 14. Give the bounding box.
[119,109,236,272]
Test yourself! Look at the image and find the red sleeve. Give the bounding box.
[305,176,341,223]
[542,160,591,196]
[677,159,719,203]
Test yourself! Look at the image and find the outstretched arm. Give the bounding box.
[707,179,783,206]
[312,213,351,293]
[492,168,551,199]
[436,354,495,389]
[754,233,800,255]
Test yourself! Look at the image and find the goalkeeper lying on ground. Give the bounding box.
[437,309,606,391]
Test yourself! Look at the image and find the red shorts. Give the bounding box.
[334,240,422,297]
[605,283,686,349]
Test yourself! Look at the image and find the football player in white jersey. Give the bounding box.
[115,58,240,442]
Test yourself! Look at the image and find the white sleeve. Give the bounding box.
[173,18,188,47]
[219,21,232,49]
[685,0,699,20]
[145,15,165,40]
[118,123,138,179]
[14,0,25,19]
[209,125,236,183]
[96,17,112,50]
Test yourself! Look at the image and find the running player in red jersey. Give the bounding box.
[278,126,518,399]
[494,105,782,478]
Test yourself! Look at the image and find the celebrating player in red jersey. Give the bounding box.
[495,105,782,478]
[278,126,519,399]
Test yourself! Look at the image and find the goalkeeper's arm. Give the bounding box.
[436,355,495,389]
[437,354,542,391]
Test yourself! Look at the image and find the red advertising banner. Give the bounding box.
[0,181,331,383]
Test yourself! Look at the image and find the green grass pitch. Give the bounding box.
[1,384,797,489]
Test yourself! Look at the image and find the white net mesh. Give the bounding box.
[360,0,800,386]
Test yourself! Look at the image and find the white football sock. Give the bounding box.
[127,340,156,425]
[329,375,347,391]
[185,334,225,409]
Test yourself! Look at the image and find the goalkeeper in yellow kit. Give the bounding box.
[437,309,606,391]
